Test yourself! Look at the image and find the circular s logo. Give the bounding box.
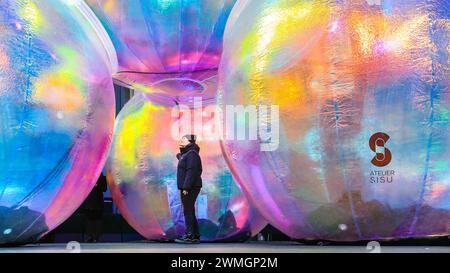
[369,132,392,167]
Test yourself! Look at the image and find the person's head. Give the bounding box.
[179,134,196,148]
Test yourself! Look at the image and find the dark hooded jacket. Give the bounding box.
[83,173,107,211]
[177,143,202,190]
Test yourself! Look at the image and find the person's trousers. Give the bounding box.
[85,210,103,242]
[180,188,201,237]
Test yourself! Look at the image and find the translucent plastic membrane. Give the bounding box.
[219,0,450,240]
[106,93,266,242]
[0,0,116,244]
[86,0,236,95]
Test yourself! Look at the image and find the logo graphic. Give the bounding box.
[369,132,392,167]
[366,241,381,253]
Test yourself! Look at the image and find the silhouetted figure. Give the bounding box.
[0,206,48,246]
[175,134,203,244]
[83,173,107,243]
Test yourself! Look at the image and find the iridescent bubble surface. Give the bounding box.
[219,0,450,240]
[0,0,116,244]
[107,93,266,242]
[86,0,236,93]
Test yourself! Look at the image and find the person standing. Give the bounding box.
[83,172,107,243]
[175,134,203,244]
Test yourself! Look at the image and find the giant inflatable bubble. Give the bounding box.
[0,0,116,245]
[219,0,450,240]
[86,0,236,94]
[106,93,266,242]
